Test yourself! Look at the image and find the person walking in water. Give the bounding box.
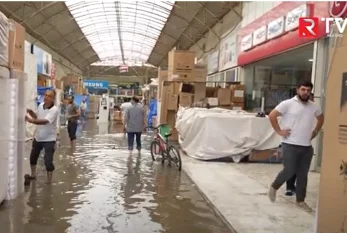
[268,81,324,211]
[26,90,59,184]
[124,96,145,154]
[80,99,87,123]
[66,95,80,155]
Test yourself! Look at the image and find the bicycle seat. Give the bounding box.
[165,133,172,137]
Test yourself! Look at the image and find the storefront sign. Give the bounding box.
[241,34,253,51]
[329,1,347,18]
[285,4,308,32]
[207,50,219,74]
[119,65,128,73]
[219,31,237,71]
[253,25,267,46]
[83,80,109,89]
[238,1,329,66]
[267,17,285,39]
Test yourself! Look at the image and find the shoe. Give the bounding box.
[285,190,295,196]
[296,202,313,212]
[268,186,277,203]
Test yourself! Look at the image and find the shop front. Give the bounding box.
[237,1,331,170]
[237,1,329,112]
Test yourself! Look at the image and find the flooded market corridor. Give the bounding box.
[0,121,231,233]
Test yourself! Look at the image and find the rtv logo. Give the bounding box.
[298,17,347,38]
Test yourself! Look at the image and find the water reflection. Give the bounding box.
[0,121,231,233]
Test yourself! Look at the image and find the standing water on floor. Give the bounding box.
[0,121,231,233]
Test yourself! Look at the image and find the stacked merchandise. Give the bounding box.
[0,12,9,204]
[158,50,208,141]
[61,74,87,95]
[7,78,19,200]
[0,11,27,201]
[87,95,100,119]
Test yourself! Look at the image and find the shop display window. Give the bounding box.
[244,44,314,113]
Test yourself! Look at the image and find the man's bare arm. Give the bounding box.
[311,114,324,139]
[27,109,37,119]
[268,109,282,134]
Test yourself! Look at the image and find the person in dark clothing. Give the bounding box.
[66,95,80,155]
[285,92,315,196]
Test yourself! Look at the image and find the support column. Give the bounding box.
[310,37,329,171]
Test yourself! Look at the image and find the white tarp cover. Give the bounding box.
[176,107,281,160]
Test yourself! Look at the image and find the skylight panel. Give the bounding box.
[65,1,174,67]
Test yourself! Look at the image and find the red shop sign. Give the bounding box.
[329,1,347,18]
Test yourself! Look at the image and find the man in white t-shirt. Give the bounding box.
[120,100,132,133]
[26,90,59,184]
[268,81,324,212]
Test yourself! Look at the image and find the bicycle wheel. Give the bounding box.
[168,145,182,171]
[150,140,162,161]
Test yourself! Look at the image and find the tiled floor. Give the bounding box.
[182,155,319,233]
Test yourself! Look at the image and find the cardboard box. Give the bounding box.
[218,88,232,106]
[194,65,207,82]
[158,69,168,99]
[179,92,193,107]
[205,97,218,106]
[167,111,176,127]
[249,149,281,163]
[168,71,194,82]
[159,87,169,124]
[230,84,245,103]
[55,80,64,89]
[206,87,218,97]
[194,83,206,102]
[168,50,195,82]
[167,94,178,111]
[8,19,25,71]
[163,81,181,95]
[316,31,347,232]
[231,102,244,110]
[168,50,195,71]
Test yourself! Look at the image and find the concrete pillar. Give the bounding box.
[310,38,329,171]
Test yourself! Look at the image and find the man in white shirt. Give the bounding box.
[26,90,59,184]
[120,100,132,133]
[268,81,324,212]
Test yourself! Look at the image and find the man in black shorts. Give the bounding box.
[66,95,79,155]
[26,90,59,184]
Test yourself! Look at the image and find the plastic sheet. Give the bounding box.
[0,11,9,68]
[24,53,37,141]
[7,78,19,200]
[176,107,281,160]
[0,67,10,203]
[16,73,26,194]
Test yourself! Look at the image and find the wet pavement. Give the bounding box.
[0,121,231,233]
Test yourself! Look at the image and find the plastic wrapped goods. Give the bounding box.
[0,67,10,203]
[0,11,9,67]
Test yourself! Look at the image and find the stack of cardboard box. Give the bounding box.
[8,19,25,72]
[61,74,87,94]
[0,16,25,73]
[158,50,209,141]
[87,95,100,119]
[230,84,245,110]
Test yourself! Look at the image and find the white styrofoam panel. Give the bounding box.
[17,75,26,194]
[24,53,37,141]
[7,78,19,200]
[0,67,10,203]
